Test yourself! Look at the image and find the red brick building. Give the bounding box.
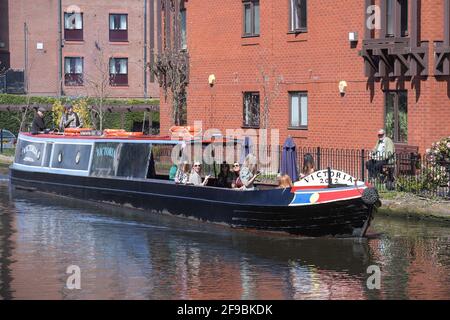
[0,0,10,71]
[6,0,159,98]
[158,0,450,153]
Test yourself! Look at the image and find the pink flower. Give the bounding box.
[447,142,450,149]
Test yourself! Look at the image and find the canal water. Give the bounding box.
[0,182,449,300]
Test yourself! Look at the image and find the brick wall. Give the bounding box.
[159,0,450,154]
[0,0,10,70]
[8,0,159,98]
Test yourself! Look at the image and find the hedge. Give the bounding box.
[0,94,160,135]
[0,94,159,107]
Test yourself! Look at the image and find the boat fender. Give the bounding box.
[361,187,379,206]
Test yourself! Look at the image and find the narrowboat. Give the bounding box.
[9,131,380,238]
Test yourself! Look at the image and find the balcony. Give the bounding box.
[361,37,429,78]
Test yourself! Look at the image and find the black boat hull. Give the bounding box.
[10,168,375,237]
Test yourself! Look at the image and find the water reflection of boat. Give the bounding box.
[10,133,380,237]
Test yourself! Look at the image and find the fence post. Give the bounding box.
[316,147,321,171]
[361,149,365,181]
[0,129,3,154]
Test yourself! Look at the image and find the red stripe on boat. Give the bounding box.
[316,188,363,203]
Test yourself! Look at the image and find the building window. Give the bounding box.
[243,1,260,37]
[289,92,308,129]
[64,57,83,86]
[385,91,408,143]
[180,9,187,49]
[109,14,128,42]
[64,12,83,41]
[385,0,408,37]
[243,92,260,127]
[289,0,307,32]
[110,58,128,86]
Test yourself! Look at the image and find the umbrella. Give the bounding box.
[280,136,299,182]
[240,136,253,164]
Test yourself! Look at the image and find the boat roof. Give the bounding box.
[19,132,242,145]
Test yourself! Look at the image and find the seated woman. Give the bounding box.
[216,162,234,188]
[175,161,190,184]
[188,161,211,186]
[277,174,293,189]
[239,154,260,191]
[300,153,315,179]
[231,162,244,189]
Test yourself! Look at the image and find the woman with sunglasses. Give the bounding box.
[231,162,244,189]
[188,161,211,186]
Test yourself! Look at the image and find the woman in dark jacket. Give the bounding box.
[216,162,233,188]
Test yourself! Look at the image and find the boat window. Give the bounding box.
[116,143,151,179]
[90,142,121,177]
[51,144,92,171]
[90,142,151,179]
[15,139,45,167]
[42,143,53,167]
[152,144,177,177]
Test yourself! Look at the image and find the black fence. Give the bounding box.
[294,147,450,200]
[0,69,25,94]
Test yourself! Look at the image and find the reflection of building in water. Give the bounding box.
[288,261,366,300]
[289,261,317,298]
[406,240,450,299]
[0,187,14,300]
[10,198,157,299]
[240,258,256,300]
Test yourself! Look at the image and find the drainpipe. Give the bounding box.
[24,22,28,93]
[58,0,63,97]
[143,0,148,98]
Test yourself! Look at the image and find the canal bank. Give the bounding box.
[378,192,450,223]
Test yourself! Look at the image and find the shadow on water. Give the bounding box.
[1,182,450,299]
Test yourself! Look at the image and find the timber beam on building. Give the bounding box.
[361,38,429,78]
[434,0,450,76]
[361,0,428,79]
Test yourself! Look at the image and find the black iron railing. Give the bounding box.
[294,147,449,200]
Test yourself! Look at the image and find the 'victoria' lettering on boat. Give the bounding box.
[96,147,116,158]
[22,144,41,162]
[301,170,356,185]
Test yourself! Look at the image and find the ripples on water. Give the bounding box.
[0,182,449,300]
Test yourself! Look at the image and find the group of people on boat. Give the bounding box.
[169,152,318,191]
[171,154,261,190]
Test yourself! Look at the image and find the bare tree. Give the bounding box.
[150,0,189,126]
[83,40,114,131]
[257,52,283,129]
[152,50,189,125]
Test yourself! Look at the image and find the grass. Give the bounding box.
[0,148,15,157]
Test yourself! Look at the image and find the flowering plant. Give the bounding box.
[426,137,450,165]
